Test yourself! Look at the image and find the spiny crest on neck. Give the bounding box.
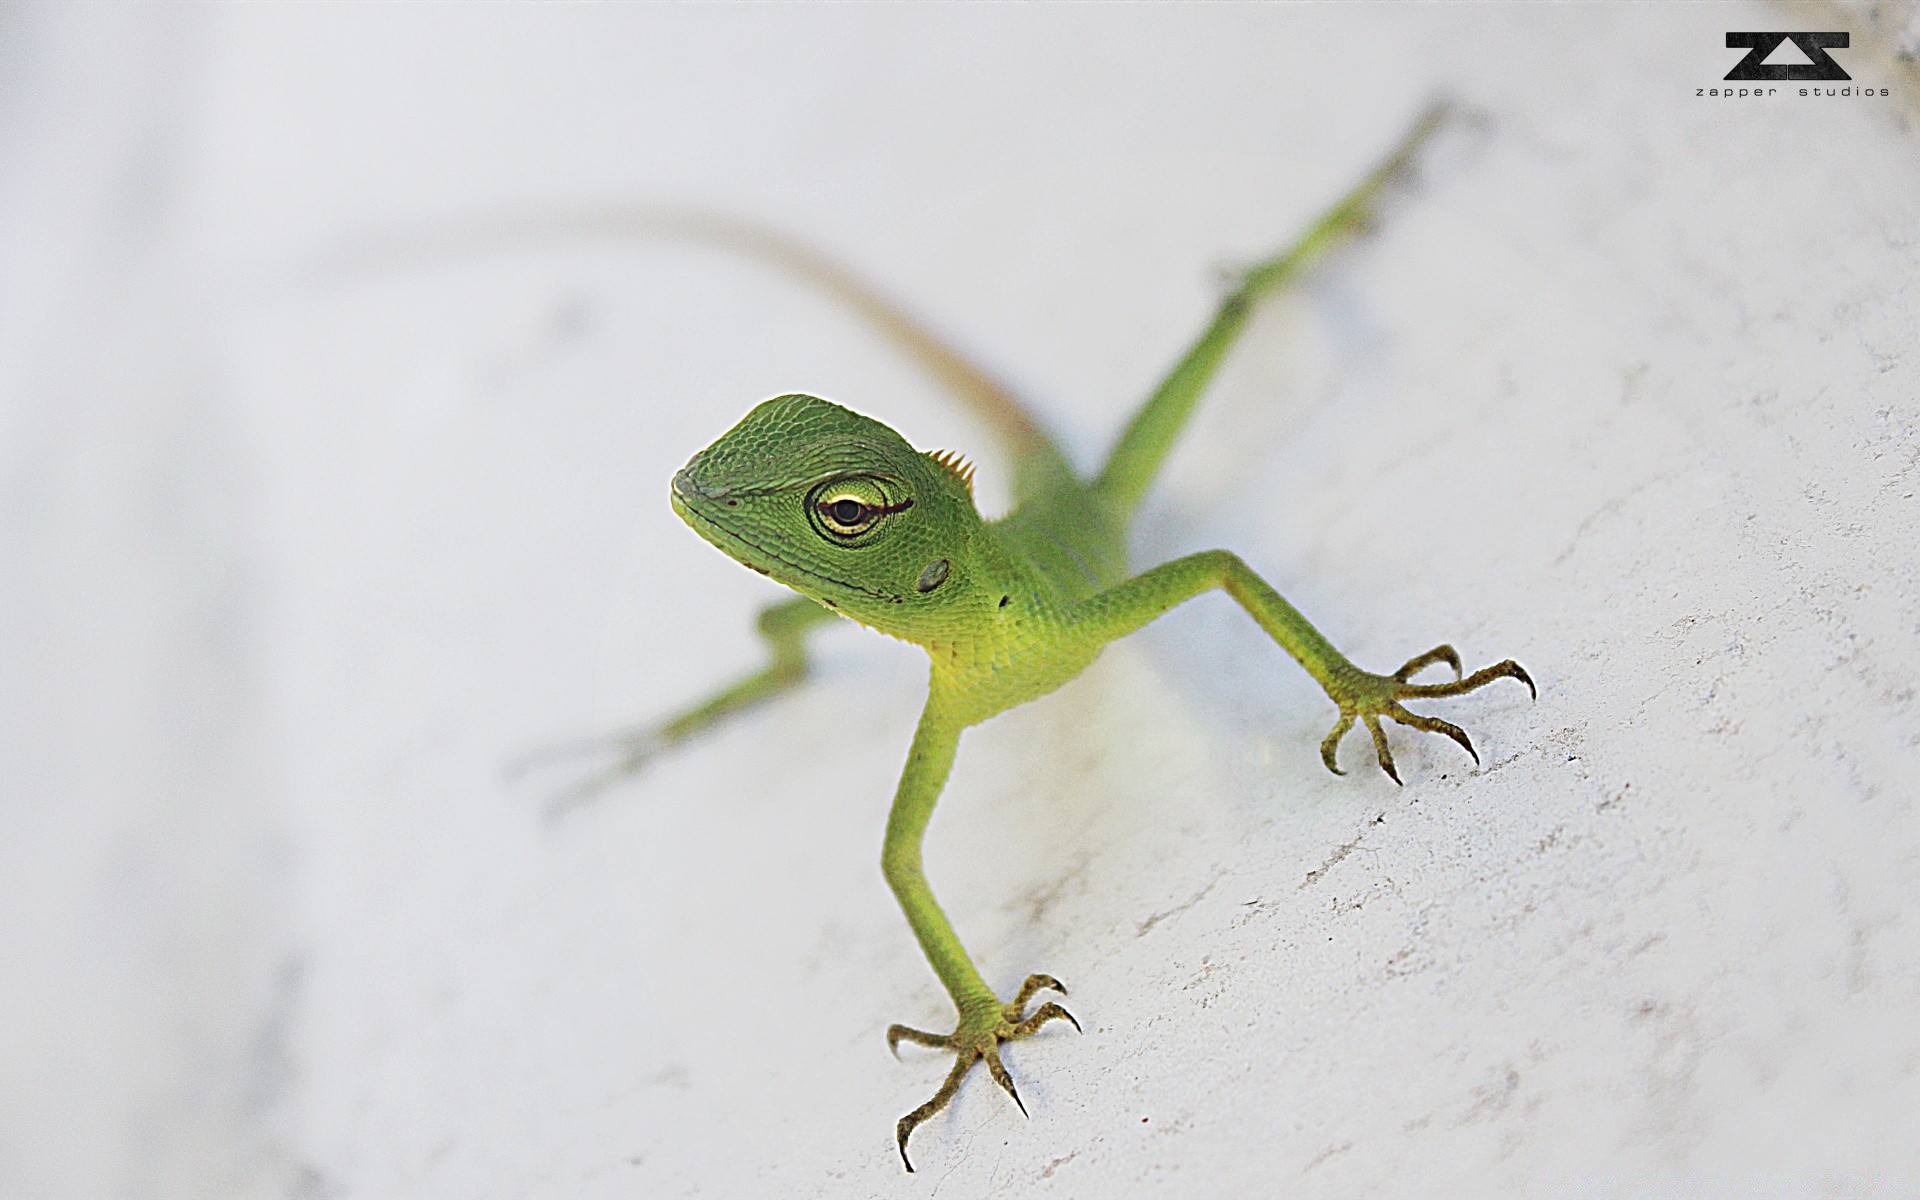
[924,448,975,497]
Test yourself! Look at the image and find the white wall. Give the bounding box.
[2,3,1916,1196]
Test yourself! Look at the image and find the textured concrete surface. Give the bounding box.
[3,4,1917,1197]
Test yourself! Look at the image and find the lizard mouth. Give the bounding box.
[673,492,901,604]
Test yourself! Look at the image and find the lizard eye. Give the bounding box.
[829,498,867,526]
[808,476,911,541]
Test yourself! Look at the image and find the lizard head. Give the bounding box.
[671,393,988,638]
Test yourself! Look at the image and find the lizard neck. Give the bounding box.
[919,525,1103,727]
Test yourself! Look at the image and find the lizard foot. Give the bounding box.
[503,727,666,826]
[1320,645,1535,783]
[885,973,1080,1171]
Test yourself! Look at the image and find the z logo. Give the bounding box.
[1724,32,1851,81]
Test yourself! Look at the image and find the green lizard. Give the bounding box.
[565,104,1531,1170]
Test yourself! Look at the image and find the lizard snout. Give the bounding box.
[672,468,730,501]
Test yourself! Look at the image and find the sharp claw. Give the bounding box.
[1507,661,1538,699]
[983,1047,1026,1116]
[1014,972,1067,1009]
[1443,714,1482,764]
[1321,712,1356,776]
[1395,657,1535,702]
[1395,708,1479,765]
[1363,714,1401,784]
[1455,659,1534,699]
[1456,728,1480,765]
[896,1122,915,1173]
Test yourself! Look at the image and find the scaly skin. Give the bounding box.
[636,103,1530,1170]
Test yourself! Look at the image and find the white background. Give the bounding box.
[2,3,1917,1196]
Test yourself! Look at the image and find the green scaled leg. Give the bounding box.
[880,692,1081,1172]
[510,595,839,821]
[1094,101,1451,521]
[1074,550,1534,782]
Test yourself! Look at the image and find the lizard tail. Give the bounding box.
[312,204,1068,480]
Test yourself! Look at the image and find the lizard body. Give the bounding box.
[613,105,1530,1169]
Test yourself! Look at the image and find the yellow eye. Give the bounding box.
[808,477,911,540]
[824,496,871,531]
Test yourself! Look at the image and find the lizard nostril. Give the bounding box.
[673,469,729,501]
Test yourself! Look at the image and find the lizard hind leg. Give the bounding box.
[1093,101,1454,522]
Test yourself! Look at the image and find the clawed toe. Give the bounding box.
[1390,705,1478,765]
[1012,972,1068,1008]
[1012,1001,1080,1037]
[1320,712,1355,776]
[1397,658,1535,701]
[982,1046,1025,1115]
[1393,643,1462,683]
[895,1053,974,1171]
[1363,713,1400,784]
[886,1023,953,1057]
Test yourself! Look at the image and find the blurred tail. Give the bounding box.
[315,204,1070,484]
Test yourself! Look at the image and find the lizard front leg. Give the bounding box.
[511,595,839,820]
[1074,550,1534,782]
[879,689,1080,1172]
